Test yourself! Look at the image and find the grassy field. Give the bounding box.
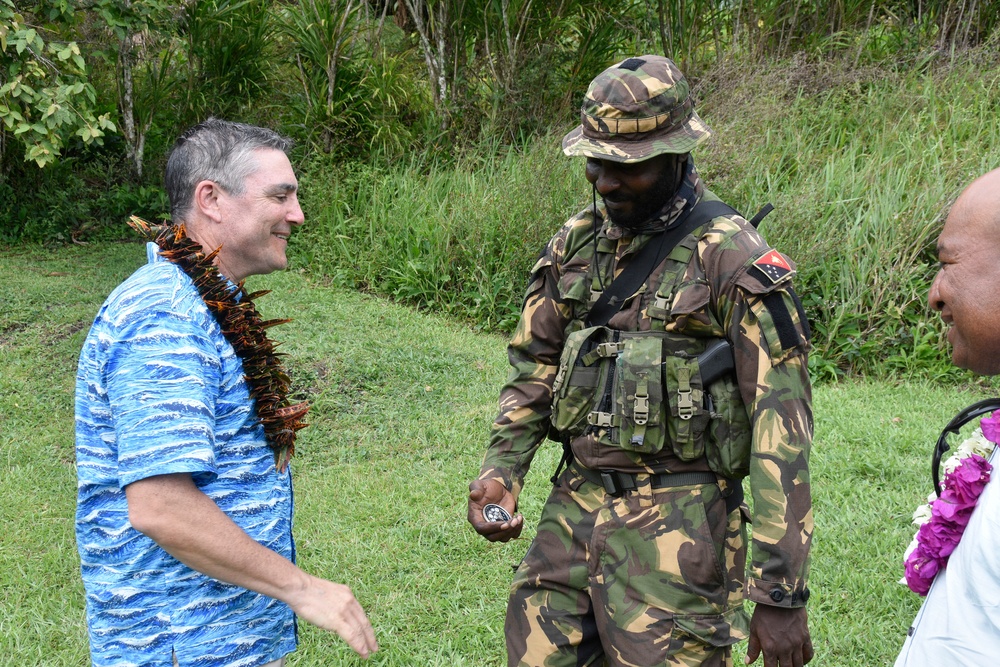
[1,241,996,665]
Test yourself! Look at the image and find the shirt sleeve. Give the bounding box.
[104,299,223,488]
[479,228,576,502]
[700,216,813,607]
[707,226,814,608]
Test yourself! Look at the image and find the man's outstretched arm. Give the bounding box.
[126,472,378,659]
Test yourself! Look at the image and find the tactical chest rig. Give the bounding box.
[550,200,772,484]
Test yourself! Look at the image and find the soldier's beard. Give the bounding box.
[603,161,681,230]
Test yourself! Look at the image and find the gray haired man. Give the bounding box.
[76,119,378,666]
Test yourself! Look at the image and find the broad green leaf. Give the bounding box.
[27,143,53,167]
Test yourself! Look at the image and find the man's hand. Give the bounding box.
[286,575,378,659]
[125,474,378,659]
[467,479,523,542]
[745,604,812,667]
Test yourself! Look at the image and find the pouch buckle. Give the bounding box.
[596,341,625,358]
[587,411,618,428]
[634,376,649,425]
[677,366,694,420]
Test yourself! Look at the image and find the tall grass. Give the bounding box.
[698,52,1000,376]
[295,140,583,331]
[291,51,1000,378]
[646,0,998,69]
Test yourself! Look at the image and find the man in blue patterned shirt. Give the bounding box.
[75,119,378,666]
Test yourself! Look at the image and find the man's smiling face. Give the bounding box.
[213,148,304,283]
[929,174,1000,376]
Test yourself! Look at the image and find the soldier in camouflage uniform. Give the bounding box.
[466,56,814,667]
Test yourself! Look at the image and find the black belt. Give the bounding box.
[572,462,744,514]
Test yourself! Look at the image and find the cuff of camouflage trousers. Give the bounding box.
[745,578,810,607]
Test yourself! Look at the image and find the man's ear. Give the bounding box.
[193,180,224,223]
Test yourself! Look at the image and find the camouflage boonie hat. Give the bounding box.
[562,55,712,163]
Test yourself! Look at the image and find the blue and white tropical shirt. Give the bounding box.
[75,243,296,667]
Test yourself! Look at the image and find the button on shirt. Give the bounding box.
[75,243,296,666]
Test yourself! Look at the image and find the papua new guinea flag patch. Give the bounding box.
[750,250,793,285]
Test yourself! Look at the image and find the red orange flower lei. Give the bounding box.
[128,216,308,472]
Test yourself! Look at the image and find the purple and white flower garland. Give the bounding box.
[902,412,1000,596]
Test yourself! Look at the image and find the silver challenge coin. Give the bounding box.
[482,503,512,523]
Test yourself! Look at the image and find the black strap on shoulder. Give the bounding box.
[932,398,1000,496]
[586,200,739,327]
[747,203,773,228]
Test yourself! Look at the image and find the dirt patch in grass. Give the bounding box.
[46,320,88,344]
[693,53,899,122]
[0,321,29,347]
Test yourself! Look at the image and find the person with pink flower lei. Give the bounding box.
[895,169,1000,665]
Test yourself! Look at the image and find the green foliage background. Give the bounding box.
[6,0,1000,378]
[7,3,1000,663]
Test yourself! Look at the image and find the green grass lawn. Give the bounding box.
[1,241,995,665]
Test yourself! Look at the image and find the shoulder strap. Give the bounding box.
[586,200,738,327]
[747,203,773,228]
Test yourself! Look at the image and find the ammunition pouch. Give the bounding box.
[550,326,752,478]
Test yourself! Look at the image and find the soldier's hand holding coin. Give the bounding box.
[467,479,523,542]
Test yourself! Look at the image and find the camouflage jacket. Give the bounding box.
[479,160,813,607]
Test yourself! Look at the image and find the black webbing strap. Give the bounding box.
[550,438,573,485]
[586,200,739,327]
[576,464,716,495]
[747,203,774,228]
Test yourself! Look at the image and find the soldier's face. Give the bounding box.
[929,207,1000,375]
[585,154,678,229]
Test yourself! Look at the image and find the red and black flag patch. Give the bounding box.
[750,250,793,285]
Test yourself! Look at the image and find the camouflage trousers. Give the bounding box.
[505,464,749,667]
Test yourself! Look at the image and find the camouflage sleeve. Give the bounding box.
[704,223,814,608]
[478,219,580,502]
